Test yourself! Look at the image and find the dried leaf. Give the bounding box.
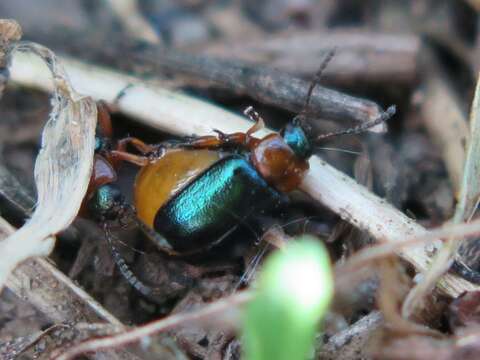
[0,34,96,290]
[455,73,480,222]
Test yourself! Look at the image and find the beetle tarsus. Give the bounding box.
[244,107,265,136]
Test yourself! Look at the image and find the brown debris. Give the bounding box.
[448,291,480,330]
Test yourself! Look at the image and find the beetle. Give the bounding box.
[82,53,396,295]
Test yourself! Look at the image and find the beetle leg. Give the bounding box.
[110,150,150,166]
[134,217,180,256]
[182,130,249,151]
[117,138,185,162]
[178,106,268,150]
[96,101,114,138]
[180,106,269,150]
[116,137,158,154]
[183,134,226,148]
[244,106,265,136]
[178,107,268,150]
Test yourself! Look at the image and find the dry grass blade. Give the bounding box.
[402,73,480,317]
[0,25,97,291]
[421,69,468,194]
[456,74,480,220]
[335,218,480,277]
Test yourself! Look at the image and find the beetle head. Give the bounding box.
[87,184,124,222]
[281,116,312,160]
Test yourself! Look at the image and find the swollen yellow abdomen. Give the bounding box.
[134,149,222,228]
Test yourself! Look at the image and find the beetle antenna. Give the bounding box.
[102,223,153,297]
[315,146,362,155]
[316,105,396,141]
[300,47,336,117]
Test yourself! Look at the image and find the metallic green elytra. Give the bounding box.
[153,155,285,253]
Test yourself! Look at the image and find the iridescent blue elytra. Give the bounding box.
[152,155,284,252]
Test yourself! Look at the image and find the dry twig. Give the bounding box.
[139,49,387,129]
[53,291,251,360]
[317,311,383,360]
[204,30,420,86]
[21,28,387,128]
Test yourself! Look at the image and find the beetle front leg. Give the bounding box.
[117,137,190,161]
[180,106,266,151]
[110,150,150,166]
[244,106,265,136]
[116,137,159,154]
[96,101,114,138]
[134,218,180,257]
[184,132,247,149]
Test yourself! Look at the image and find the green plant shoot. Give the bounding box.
[243,236,334,360]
